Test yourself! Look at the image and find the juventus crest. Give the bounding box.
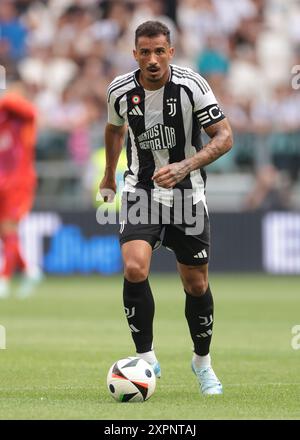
[166,98,177,117]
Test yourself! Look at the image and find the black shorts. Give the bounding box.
[119,190,210,266]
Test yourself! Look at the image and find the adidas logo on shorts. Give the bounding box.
[193,250,208,259]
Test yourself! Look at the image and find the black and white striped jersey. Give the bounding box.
[107,64,225,206]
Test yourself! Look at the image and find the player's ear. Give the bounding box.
[169,47,175,59]
[133,49,138,61]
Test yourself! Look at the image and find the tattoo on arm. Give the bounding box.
[185,119,233,172]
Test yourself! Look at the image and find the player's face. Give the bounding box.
[133,35,174,89]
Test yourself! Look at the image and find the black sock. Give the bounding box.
[185,285,214,356]
[123,278,155,353]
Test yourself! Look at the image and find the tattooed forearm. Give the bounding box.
[184,118,233,173]
[152,118,233,189]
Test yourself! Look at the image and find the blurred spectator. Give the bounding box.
[196,36,230,77]
[177,0,220,59]
[213,0,259,35]
[0,0,28,61]
[18,41,78,94]
[227,44,269,101]
[51,5,96,60]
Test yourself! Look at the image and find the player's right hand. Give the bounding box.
[99,175,117,203]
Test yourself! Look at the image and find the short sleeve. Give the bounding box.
[192,74,226,129]
[107,90,125,126]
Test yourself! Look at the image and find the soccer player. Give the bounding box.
[0,88,41,298]
[99,21,233,395]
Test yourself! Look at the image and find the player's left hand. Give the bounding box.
[152,161,190,189]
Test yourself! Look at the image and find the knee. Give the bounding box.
[184,277,208,297]
[124,259,149,283]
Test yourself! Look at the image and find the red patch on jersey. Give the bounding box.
[131,95,141,105]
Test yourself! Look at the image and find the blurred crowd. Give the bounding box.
[1,0,300,210]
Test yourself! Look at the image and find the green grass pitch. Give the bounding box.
[0,274,299,420]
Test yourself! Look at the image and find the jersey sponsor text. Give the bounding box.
[136,123,176,151]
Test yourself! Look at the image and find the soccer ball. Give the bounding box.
[107,357,156,402]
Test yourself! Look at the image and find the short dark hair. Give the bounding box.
[135,21,171,46]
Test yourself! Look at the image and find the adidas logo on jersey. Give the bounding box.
[129,105,143,116]
[193,250,208,259]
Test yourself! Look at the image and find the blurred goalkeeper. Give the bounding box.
[100,21,233,395]
[0,86,41,298]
